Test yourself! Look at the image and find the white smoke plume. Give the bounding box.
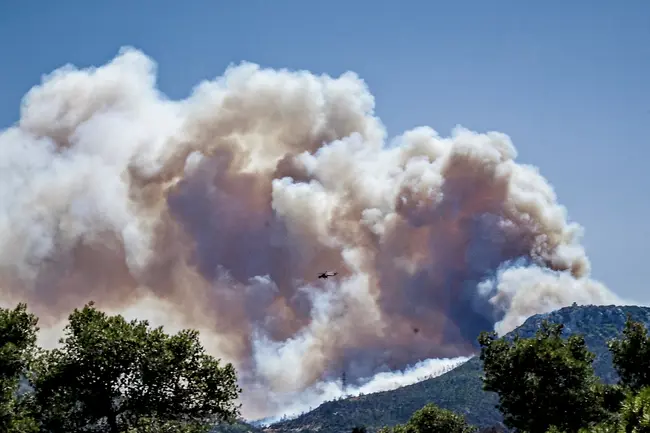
[255,356,471,425]
[0,47,623,420]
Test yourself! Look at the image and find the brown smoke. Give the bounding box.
[0,47,623,419]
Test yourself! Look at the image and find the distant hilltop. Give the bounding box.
[261,304,650,433]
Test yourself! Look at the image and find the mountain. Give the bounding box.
[212,422,265,433]
[263,304,650,433]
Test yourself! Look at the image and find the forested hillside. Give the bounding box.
[265,305,650,433]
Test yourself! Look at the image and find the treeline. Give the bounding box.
[4,301,650,433]
[413,359,469,382]
[0,302,242,433]
[373,316,650,433]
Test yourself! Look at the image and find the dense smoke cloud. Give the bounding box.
[0,47,622,420]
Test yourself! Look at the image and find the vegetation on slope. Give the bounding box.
[378,403,478,433]
[351,311,650,433]
[3,300,650,433]
[266,305,650,433]
[264,357,500,432]
[211,421,265,433]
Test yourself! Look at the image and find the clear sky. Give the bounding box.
[1,1,648,303]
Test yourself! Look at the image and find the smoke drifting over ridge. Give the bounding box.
[0,47,622,420]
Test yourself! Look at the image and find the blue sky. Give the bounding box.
[1,1,649,302]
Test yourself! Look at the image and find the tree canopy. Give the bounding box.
[0,303,39,433]
[29,302,241,433]
[478,316,650,433]
[378,403,476,433]
[608,314,650,392]
[478,320,606,433]
[4,301,650,433]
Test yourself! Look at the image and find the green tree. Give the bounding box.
[30,302,241,433]
[379,403,476,433]
[618,386,650,433]
[547,387,650,433]
[0,303,39,433]
[478,320,605,433]
[608,316,650,392]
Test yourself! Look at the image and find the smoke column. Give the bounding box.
[0,47,623,420]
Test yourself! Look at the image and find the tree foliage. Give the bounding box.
[478,320,606,433]
[0,303,39,433]
[481,317,650,433]
[618,386,650,433]
[30,301,241,433]
[546,386,650,433]
[378,403,476,433]
[608,315,650,392]
[3,301,650,433]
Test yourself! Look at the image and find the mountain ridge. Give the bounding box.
[257,304,650,433]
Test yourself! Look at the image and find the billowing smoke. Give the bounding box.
[0,47,623,420]
[255,356,472,425]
